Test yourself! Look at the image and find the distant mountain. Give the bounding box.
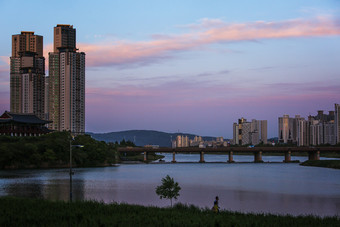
[268,137,278,143]
[87,130,217,147]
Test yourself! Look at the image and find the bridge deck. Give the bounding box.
[118,146,340,153]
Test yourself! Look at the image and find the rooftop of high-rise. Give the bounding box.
[56,24,73,28]
[20,31,35,34]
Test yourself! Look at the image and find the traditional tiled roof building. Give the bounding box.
[0,111,51,136]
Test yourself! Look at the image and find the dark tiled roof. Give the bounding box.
[0,112,51,124]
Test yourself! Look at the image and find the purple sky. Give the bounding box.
[0,1,340,138]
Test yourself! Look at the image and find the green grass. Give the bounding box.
[0,197,339,226]
[301,160,340,169]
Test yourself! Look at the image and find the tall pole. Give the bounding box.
[69,139,73,202]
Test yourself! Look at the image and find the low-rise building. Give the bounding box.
[0,111,51,136]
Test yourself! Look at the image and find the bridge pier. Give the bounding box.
[144,152,148,162]
[254,151,263,163]
[228,151,234,163]
[199,151,205,163]
[283,150,291,163]
[308,150,320,161]
[172,151,176,163]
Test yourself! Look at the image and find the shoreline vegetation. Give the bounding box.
[0,132,164,169]
[0,197,338,226]
[300,160,340,169]
[0,132,118,170]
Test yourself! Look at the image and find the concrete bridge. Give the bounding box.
[117,146,340,163]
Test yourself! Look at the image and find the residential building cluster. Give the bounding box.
[172,103,340,148]
[278,104,340,146]
[231,104,340,147]
[4,25,85,136]
[172,135,229,148]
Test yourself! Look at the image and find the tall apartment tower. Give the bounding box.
[48,25,85,134]
[335,103,340,144]
[278,115,300,144]
[233,118,267,145]
[10,31,45,119]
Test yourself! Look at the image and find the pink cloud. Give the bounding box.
[2,16,338,70]
[85,79,340,110]
[43,43,53,70]
[0,65,9,72]
[78,16,340,68]
[0,66,9,84]
[86,86,161,98]
[0,44,53,70]
[0,56,9,66]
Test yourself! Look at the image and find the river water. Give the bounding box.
[0,154,339,217]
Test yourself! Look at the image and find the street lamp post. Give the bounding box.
[69,137,84,202]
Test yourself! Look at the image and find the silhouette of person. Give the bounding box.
[212,196,220,212]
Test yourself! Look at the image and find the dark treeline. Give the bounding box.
[115,139,136,147]
[0,131,119,169]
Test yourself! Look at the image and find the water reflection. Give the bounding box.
[5,182,44,198]
[0,170,86,201]
[43,179,85,201]
[0,155,339,217]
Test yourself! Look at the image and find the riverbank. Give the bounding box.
[120,153,164,162]
[0,197,338,226]
[300,160,340,169]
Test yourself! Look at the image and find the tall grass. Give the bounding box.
[0,197,339,226]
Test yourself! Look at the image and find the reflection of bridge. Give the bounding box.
[117,147,340,163]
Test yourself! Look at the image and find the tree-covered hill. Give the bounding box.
[87,130,217,147]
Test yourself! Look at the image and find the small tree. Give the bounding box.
[155,175,181,207]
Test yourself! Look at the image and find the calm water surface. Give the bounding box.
[0,154,339,217]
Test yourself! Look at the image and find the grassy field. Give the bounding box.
[300,160,340,169]
[0,197,339,226]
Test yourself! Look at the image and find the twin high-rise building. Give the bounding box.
[10,25,85,134]
[48,25,85,134]
[10,31,45,119]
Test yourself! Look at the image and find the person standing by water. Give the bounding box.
[212,196,220,213]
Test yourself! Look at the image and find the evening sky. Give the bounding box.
[0,0,339,138]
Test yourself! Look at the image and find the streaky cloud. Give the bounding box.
[77,16,340,68]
